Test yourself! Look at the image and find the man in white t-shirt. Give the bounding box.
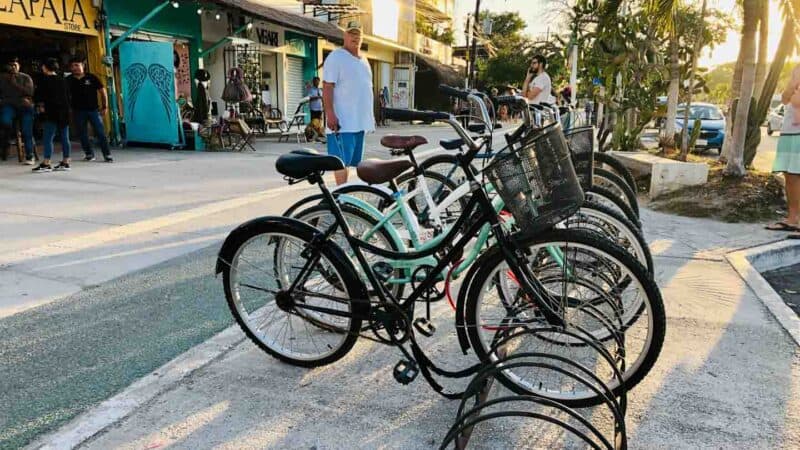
[522,54,552,105]
[323,21,375,184]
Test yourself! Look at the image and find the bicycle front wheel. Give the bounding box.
[220,218,365,367]
[464,229,665,407]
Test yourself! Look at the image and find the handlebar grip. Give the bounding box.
[384,108,450,123]
[438,84,470,100]
[506,124,526,144]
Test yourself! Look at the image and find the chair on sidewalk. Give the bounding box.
[1,119,39,162]
[278,98,309,144]
[227,117,257,152]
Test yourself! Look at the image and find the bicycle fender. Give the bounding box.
[282,194,325,217]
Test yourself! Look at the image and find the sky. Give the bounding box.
[453,0,786,68]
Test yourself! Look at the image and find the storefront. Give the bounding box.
[0,0,105,134]
[202,12,318,124]
[104,0,202,146]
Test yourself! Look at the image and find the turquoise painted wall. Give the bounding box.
[106,0,202,97]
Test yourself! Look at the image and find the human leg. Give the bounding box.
[327,132,352,185]
[19,106,34,160]
[59,124,71,161]
[41,121,56,162]
[75,110,93,157]
[88,110,111,158]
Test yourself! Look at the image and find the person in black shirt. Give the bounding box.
[32,58,72,173]
[67,57,112,162]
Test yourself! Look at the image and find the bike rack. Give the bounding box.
[441,318,629,450]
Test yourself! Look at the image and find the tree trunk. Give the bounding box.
[725,0,758,177]
[744,15,797,166]
[680,0,708,160]
[663,38,680,148]
[753,0,769,98]
[719,37,745,163]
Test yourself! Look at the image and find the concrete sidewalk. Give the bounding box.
[50,210,800,449]
[0,122,475,318]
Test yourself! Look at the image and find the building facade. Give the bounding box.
[104,0,203,146]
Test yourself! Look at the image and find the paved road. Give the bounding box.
[0,122,507,449]
[63,210,800,449]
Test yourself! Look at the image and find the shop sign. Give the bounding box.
[286,38,306,57]
[252,23,283,48]
[0,0,99,36]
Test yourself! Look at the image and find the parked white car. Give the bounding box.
[767,104,784,136]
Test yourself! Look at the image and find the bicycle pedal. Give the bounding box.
[413,318,436,337]
[393,360,419,385]
[372,262,394,282]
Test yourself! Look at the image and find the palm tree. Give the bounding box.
[744,0,800,166]
[725,0,759,176]
[646,0,682,150]
[754,0,769,98]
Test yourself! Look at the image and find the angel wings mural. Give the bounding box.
[123,63,175,124]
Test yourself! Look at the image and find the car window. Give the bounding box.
[678,105,723,120]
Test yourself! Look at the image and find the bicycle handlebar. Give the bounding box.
[438,84,470,100]
[384,108,450,123]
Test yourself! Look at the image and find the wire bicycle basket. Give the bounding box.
[564,126,595,190]
[485,123,585,234]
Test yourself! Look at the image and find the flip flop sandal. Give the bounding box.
[788,234,800,240]
[765,222,800,232]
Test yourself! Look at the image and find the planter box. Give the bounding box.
[608,151,709,199]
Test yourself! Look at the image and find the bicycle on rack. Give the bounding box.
[285,89,652,275]
[216,89,665,406]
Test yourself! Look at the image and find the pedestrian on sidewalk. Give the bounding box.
[0,57,35,164]
[306,76,326,143]
[323,21,374,185]
[768,64,800,237]
[67,57,112,163]
[522,54,552,105]
[32,58,72,173]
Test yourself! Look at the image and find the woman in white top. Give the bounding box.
[522,54,552,105]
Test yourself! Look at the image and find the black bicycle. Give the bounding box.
[216,90,665,406]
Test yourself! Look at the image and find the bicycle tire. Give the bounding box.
[395,169,468,226]
[464,228,665,407]
[282,184,394,218]
[594,152,638,194]
[219,217,365,367]
[418,153,479,187]
[566,200,653,275]
[293,203,407,300]
[584,185,640,225]
[594,168,639,216]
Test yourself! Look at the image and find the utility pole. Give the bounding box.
[468,0,481,89]
[464,14,471,88]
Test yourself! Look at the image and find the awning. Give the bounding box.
[210,0,344,44]
[416,55,464,87]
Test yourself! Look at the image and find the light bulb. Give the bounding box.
[246,22,253,30]
[196,7,202,14]
[215,12,221,20]
[171,1,179,8]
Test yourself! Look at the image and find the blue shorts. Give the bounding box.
[327,132,365,167]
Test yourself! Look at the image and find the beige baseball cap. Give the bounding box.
[345,21,362,34]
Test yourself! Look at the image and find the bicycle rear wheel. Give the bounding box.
[593,168,639,217]
[464,229,665,407]
[219,218,364,367]
[594,152,638,194]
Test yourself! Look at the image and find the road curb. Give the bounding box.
[726,239,800,347]
[26,325,246,450]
